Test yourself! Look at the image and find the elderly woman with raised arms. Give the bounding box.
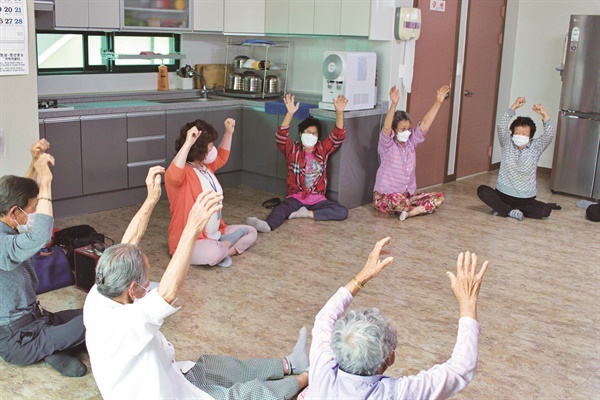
[303,237,489,399]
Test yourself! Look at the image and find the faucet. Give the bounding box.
[194,71,209,99]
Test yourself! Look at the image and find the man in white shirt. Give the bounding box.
[84,167,309,400]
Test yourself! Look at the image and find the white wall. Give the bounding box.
[0,0,40,176]
[493,0,600,168]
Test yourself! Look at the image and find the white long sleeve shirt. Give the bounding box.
[83,286,212,400]
[305,287,481,400]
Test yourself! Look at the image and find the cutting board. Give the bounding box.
[194,64,232,89]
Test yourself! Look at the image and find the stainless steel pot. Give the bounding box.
[265,75,281,93]
[228,72,243,91]
[243,72,262,93]
[233,55,249,69]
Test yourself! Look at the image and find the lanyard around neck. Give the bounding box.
[188,162,218,193]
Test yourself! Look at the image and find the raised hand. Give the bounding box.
[284,93,300,115]
[186,190,224,235]
[511,97,526,110]
[224,118,236,135]
[446,251,489,320]
[30,139,50,161]
[355,237,394,285]
[145,165,165,203]
[436,85,451,103]
[389,85,400,105]
[186,126,202,146]
[333,95,349,112]
[532,104,549,121]
[34,153,55,183]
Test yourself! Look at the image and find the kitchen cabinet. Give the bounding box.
[54,0,120,30]
[289,0,314,34]
[81,114,128,195]
[340,0,370,37]
[313,0,341,35]
[223,0,265,34]
[265,0,289,34]
[122,0,192,31]
[127,112,167,188]
[193,0,224,32]
[43,117,84,200]
[242,108,279,177]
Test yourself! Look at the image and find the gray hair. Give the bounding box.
[331,308,398,376]
[0,175,39,216]
[95,244,147,299]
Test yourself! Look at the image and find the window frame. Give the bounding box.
[36,30,181,75]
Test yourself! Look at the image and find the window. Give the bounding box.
[36,31,181,75]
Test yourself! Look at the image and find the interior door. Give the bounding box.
[455,0,506,178]
[408,0,460,189]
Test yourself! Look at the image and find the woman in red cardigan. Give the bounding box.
[165,118,257,268]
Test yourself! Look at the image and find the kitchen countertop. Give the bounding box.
[38,90,387,119]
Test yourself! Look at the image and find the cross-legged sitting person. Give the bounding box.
[166,118,257,268]
[246,93,349,233]
[477,97,555,220]
[84,167,309,400]
[0,140,86,377]
[372,85,449,221]
[302,237,489,399]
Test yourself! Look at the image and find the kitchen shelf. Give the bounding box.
[222,39,291,100]
[122,0,191,31]
[102,51,186,61]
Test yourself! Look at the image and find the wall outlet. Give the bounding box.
[430,0,446,12]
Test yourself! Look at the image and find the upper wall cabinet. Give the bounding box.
[122,0,192,31]
[193,0,224,32]
[54,0,120,29]
[266,0,371,37]
[223,0,266,34]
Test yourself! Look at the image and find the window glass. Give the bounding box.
[37,33,83,69]
[114,35,175,66]
[87,35,104,66]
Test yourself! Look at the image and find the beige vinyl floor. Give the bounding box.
[1,171,598,399]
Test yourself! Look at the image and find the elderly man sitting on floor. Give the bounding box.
[83,167,309,400]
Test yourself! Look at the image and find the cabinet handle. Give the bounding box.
[127,159,166,168]
[127,135,166,142]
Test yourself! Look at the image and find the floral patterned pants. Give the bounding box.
[372,190,444,215]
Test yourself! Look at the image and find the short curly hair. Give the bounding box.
[174,119,219,163]
[510,116,537,139]
[331,307,398,376]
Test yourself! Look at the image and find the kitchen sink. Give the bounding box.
[151,97,223,104]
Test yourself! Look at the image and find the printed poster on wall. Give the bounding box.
[0,0,28,75]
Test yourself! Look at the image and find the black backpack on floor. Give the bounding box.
[53,225,113,269]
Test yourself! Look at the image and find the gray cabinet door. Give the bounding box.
[127,112,166,138]
[205,107,243,174]
[81,114,127,195]
[43,117,83,200]
[242,108,279,177]
[166,109,206,166]
[127,112,167,188]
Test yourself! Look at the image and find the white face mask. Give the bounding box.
[512,135,530,147]
[203,146,218,164]
[396,130,411,142]
[301,133,318,148]
[14,208,34,234]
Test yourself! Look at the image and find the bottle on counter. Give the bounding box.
[158,64,169,91]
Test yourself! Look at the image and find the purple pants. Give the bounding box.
[265,197,348,231]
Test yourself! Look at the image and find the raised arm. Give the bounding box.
[280,93,300,128]
[531,103,555,152]
[345,237,394,296]
[419,85,450,132]
[24,139,50,180]
[172,126,201,169]
[158,190,223,304]
[34,153,55,218]
[446,251,489,320]
[383,86,400,136]
[120,166,165,246]
[498,97,524,147]
[217,118,235,151]
[333,95,348,129]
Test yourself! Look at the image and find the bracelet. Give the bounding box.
[352,277,365,290]
[38,197,52,202]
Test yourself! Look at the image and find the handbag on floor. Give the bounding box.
[33,246,75,294]
[52,224,113,269]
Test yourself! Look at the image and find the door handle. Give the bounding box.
[464,90,474,97]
